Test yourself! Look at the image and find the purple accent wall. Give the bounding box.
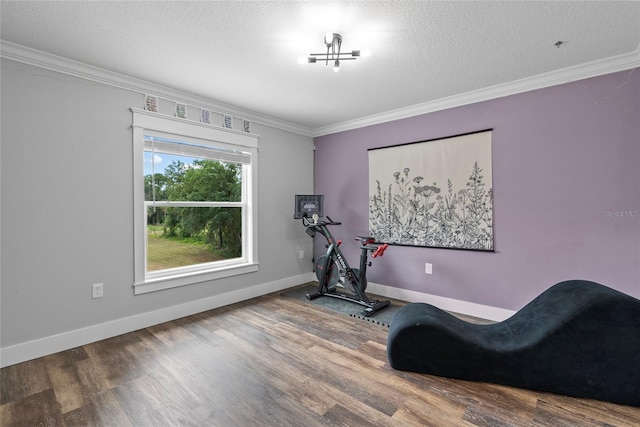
[314,69,640,311]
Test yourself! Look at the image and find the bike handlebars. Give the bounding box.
[325,216,342,225]
[301,215,388,257]
[301,215,341,227]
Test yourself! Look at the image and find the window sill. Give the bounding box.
[134,262,259,295]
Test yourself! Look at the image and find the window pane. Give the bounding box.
[146,206,243,272]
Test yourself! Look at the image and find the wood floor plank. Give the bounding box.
[62,401,103,427]
[44,347,92,414]
[0,388,64,426]
[459,382,539,426]
[1,289,639,426]
[392,396,473,427]
[46,362,90,414]
[86,389,133,427]
[323,402,382,427]
[0,357,52,405]
[146,317,198,347]
[533,396,640,427]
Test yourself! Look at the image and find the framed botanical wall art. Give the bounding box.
[201,109,212,124]
[145,95,158,112]
[368,129,493,251]
[223,114,233,129]
[175,102,187,119]
[242,119,251,133]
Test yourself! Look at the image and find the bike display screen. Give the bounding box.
[294,194,324,219]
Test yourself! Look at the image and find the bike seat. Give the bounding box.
[355,236,376,244]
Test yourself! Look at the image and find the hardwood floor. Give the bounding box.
[2,288,639,426]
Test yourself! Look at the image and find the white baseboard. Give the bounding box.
[0,273,314,368]
[367,282,516,322]
[1,274,515,367]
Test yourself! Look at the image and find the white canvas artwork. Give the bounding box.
[369,130,493,251]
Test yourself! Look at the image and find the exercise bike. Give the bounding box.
[297,197,391,317]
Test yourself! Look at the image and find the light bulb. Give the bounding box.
[333,59,340,72]
[325,32,334,46]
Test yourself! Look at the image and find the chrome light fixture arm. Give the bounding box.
[307,33,361,71]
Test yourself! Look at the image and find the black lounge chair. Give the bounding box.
[387,280,640,406]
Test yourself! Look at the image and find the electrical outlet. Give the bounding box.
[425,263,433,275]
[299,249,305,259]
[92,283,104,299]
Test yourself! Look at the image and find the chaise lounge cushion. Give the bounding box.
[387,280,640,406]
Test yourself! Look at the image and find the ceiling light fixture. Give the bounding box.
[307,32,361,72]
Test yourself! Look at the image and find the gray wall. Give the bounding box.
[314,68,640,311]
[0,59,315,352]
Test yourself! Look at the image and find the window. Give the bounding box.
[132,109,258,294]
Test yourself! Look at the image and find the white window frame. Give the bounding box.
[131,108,259,295]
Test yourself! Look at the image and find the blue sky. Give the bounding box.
[144,152,195,176]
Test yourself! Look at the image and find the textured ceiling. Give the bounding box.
[1,1,639,134]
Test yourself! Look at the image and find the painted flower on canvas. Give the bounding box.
[369,163,493,251]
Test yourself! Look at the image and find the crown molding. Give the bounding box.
[0,40,314,137]
[312,46,640,137]
[3,40,638,139]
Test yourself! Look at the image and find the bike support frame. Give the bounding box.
[304,217,390,317]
